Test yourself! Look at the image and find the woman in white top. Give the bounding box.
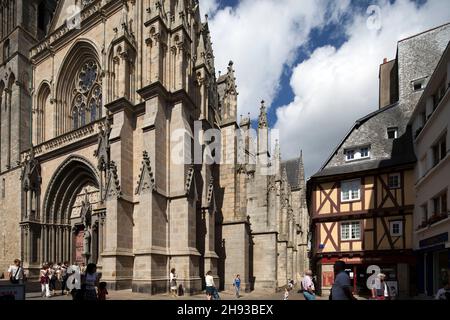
[205,271,217,300]
[170,268,178,297]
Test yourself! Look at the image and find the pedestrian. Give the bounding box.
[371,273,391,300]
[61,261,69,295]
[330,261,356,300]
[48,262,57,296]
[302,270,316,300]
[83,263,99,300]
[40,264,51,298]
[284,287,289,300]
[205,271,219,300]
[98,282,108,300]
[435,281,450,300]
[170,268,178,297]
[233,274,241,298]
[7,259,24,285]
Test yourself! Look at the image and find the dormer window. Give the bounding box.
[345,146,371,162]
[412,78,427,92]
[387,127,398,139]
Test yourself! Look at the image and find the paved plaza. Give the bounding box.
[26,287,311,301]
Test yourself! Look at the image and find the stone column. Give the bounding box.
[102,98,135,291]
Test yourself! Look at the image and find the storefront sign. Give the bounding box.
[0,284,25,300]
[419,233,448,248]
[342,257,362,264]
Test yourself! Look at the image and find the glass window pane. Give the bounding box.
[80,103,86,126]
[90,99,97,121]
[72,108,78,129]
[341,223,349,240]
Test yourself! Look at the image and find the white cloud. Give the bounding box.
[203,0,350,117]
[198,0,219,17]
[274,0,450,177]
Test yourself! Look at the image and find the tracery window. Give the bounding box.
[71,60,102,129]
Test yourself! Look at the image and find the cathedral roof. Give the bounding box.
[281,158,301,191]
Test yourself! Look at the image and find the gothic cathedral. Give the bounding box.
[0,0,309,294]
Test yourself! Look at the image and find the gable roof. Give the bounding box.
[317,102,399,172]
[312,102,416,179]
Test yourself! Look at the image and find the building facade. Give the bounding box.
[307,24,450,298]
[410,43,450,297]
[0,0,309,294]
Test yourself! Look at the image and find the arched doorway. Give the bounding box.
[40,156,103,265]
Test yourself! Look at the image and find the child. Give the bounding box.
[98,282,108,301]
[284,287,289,300]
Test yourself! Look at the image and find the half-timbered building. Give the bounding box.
[307,23,450,298]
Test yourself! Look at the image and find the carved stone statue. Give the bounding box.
[83,228,91,256]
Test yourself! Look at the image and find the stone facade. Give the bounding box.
[0,0,309,294]
[410,43,450,297]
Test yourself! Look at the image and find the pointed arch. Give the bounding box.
[36,82,51,144]
[55,40,102,135]
[42,155,100,224]
[4,72,15,169]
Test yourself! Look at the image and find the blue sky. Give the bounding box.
[201,0,450,177]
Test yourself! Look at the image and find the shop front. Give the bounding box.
[416,232,450,297]
[317,252,415,298]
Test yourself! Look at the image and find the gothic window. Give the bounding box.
[80,103,86,126]
[71,60,102,129]
[72,107,79,129]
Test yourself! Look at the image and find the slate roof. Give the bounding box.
[281,158,301,190]
[311,102,416,179]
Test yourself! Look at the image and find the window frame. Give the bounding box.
[387,127,398,140]
[388,173,401,189]
[344,146,371,162]
[341,179,361,202]
[432,131,447,167]
[390,221,403,237]
[340,221,361,241]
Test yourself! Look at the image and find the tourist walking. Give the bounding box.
[170,268,178,297]
[205,271,219,300]
[40,264,51,298]
[233,274,241,298]
[330,261,356,300]
[302,270,316,300]
[48,263,57,296]
[7,259,24,285]
[371,273,391,300]
[83,263,99,300]
[61,261,69,295]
